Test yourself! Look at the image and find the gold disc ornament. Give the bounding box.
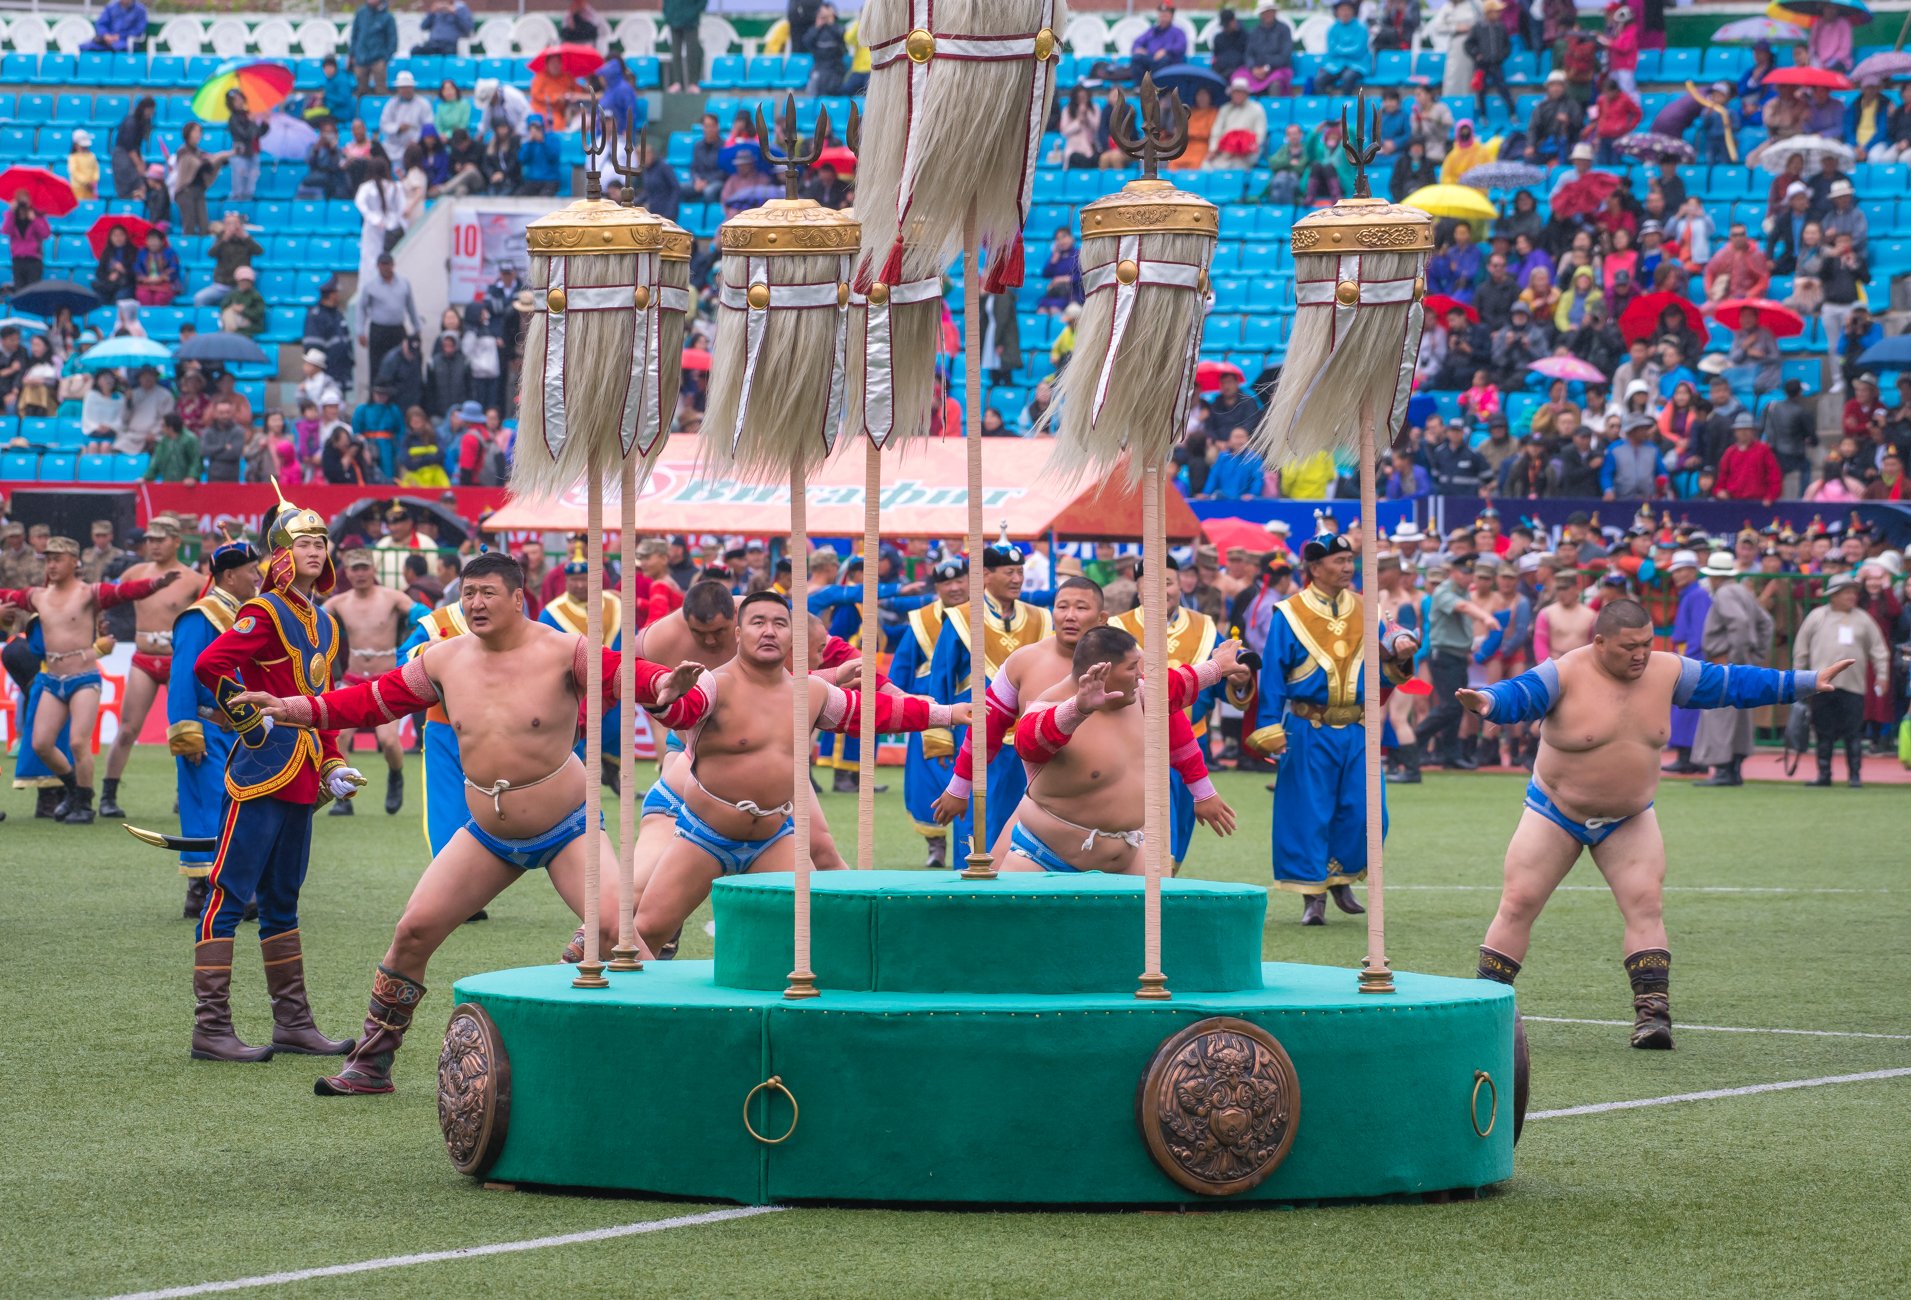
[438,1003,512,1177]
[1137,1017,1301,1196]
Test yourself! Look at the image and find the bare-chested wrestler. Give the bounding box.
[323,550,424,816]
[230,552,708,1095]
[1459,598,1852,1049]
[1005,625,1241,874]
[1375,553,1426,786]
[98,515,198,818]
[631,591,968,957]
[12,539,181,823]
[1532,566,1596,660]
[931,576,1107,861]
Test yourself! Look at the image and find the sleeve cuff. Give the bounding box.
[926,702,956,727]
[943,774,973,800]
[166,720,205,757]
[1186,776,1218,803]
[1245,724,1287,757]
[921,727,955,759]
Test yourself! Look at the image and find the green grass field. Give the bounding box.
[2,751,1906,1299]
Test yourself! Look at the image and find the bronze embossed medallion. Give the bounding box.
[1138,1017,1300,1196]
[439,1003,511,1177]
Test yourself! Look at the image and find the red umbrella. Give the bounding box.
[0,166,77,218]
[528,43,605,79]
[1201,516,1280,554]
[1550,171,1621,219]
[1764,66,1853,89]
[1705,297,1805,339]
[1195,359,1245,392]
[86,213,153,258]
[1423,293,1478,323]
[680,347,712,372]
[1619,291,1707,343]
[816,145,856,176]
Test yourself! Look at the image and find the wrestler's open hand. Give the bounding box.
[1813,659,1856,693]
[948,702,974,727]
[230,690,292,722]
[829,657,864,687]
[1074,660,1126,712]
[1455,687,1492,718]
[931,790,967,824]
[1210,638,1253,683]
[153,568,182,589]
[652,660,705,706]
[1194,794,1237,837]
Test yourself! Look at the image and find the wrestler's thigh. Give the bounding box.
[807,788,846,870]
[546,830,621,918]
[66,688,100,741]
[119,668,158,719]
[396,831,525,952]
[31,692,70,746]
[373,718,404,750]
[1589,808,1666,918]
[746,832,798,874]
[987,813,1018,865]
[1500,808,1583,910]
[629,811,677,900]
[634,837,723,942]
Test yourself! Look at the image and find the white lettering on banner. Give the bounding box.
[449,213,484,305]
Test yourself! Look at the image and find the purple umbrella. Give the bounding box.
[1615,132,1697,164]
[1851,51,1911,83]
[260,112,318,162]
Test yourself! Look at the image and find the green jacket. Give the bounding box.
[222,285,267,336]
[145,430,201,482]
[663,0,706,30]
[210,234,263,288]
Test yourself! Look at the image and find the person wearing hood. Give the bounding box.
[517,114,563,196]
[1440,119,1497,185]
[595,57,646,139]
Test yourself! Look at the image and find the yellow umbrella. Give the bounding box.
[1401,184,1498,221]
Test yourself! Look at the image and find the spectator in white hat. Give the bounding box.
[379,71,434,165]
[1819,178,1868,255]
[1690,551,1772,787]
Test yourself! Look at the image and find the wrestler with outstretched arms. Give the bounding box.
[99,517,199,817]
[1006,625,1241,874]
[631,591,969,958]
[229,552,708,1095]
[19,540,182,823]
[931,576,1108,860]
[323,550,425,816]
[1460,597,1852,1049]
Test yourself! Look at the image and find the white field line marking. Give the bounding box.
[105,1206,785,1300]
[1528,1068,1911,1120]
[1525,1016,1911,1041]
[1388,884,1887,894]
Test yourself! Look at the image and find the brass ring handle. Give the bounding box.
[742,1075,799,1145]
[1470,1070,1498,1138]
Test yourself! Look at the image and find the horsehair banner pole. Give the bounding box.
[575,451,610,988]
[858,440,880,869]
[1137,465,1170,1001]
[610,456,643,971]
[1247,94,1432,996]
[788,476,818,998]
[958,199,995,881]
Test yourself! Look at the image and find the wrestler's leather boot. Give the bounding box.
[191,938,274,1062]
[926,835,948,868]
[50,775,77,820]
[262,931,355,1055]
[183,876,209,920]
[61,786,95,824]
[1624,948,1674,1050]
[561,925,587,963]
[385,769,404,815]
[1300,894,1326,926]
[1329,884,1366,915]
[98,777,124,818]
[315,965,426,1096]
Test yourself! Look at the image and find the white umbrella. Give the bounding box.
[1757,134,1856,174]
[260,112,318,162]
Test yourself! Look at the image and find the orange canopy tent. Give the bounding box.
[480,435,1200,541]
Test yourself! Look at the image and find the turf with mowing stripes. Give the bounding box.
[2,753,1904,1298]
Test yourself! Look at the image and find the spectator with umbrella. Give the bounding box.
[1,194,49,290]
[530,49,594,132]
[133,227,180,306]
[1727,305,1784,394]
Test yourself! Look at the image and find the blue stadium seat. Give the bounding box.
[1781,358,1820,391]
[406,56,447,88]
[1414,52,1447,84]
[76,52,113,84]
[708,54,747,88]
[16,417,60,447]
[1504,52,1539,84]
[76,454,117,483]
[783,54,814,89]
[477,57,519,85]
[1,54,35,83]
[627,56,662,89]
[293,58,324,91]
[0,450,37,478]
[149,55,187,87]
[157,97,192,127]
[445,56,478,86]
[323,200,359,233]
[987,386,1024,415]
[264,306,304,342]
[0,128,31,159]
[1702,48,1751,82]
[1241,316,1285,353]
[91,94,131,126]
[1659,49,1701,82]
[745,56,782,89]
[294,269,333,299]
[16,94,53,125]
[259,270,297,302]
[1374,51,1410,84]
[667,130,695,168]
[38,452,76,481]
[40,54,76,83]
[114,453,150,481]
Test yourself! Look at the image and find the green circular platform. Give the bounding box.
[447,871,1515,1205]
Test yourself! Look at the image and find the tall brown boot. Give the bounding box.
[314,964,426,1096]
[262,930,355,1056]
[191,938,274,1062]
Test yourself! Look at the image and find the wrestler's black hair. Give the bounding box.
[1593,598,1652,638]
[1072,625,1138,676]
[461,551,525,591]
[1053,575,1105,606]
[737,589,791,620]
[682,580,736,624]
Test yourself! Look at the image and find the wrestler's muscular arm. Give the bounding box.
[95,570,183,608]
[811,678,971,734]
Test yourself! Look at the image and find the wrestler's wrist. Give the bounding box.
[944,775,973,799]
[1187,776,1218,803]
[926,702,957,727]
[1192,659,1224,691]
[1052,698,1085,735]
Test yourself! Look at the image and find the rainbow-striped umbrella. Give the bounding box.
[191,59,294,122]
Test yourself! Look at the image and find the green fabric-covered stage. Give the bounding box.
[445,872,1516,1204]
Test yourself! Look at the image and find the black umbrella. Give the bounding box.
[1149,62,1225,105]
[326,496,470,547]
[9,278,100,317]
[175,330,269,366]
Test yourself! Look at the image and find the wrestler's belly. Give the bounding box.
[1533,739,1660,824]
[134,629,173,653]
[1018,798,1142,874]
[460,752,588,842]
[684,750,794,843]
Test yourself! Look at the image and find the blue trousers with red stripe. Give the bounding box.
[199,796,314,941]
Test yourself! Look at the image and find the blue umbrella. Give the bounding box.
[718,141,764,175]
[1459,161,1548,190]
[74,336,173,373]
[1856,334,1911,369]
[1148,62,1228,106]
[9,279,100,317]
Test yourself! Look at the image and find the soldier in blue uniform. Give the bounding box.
[1245,534,1420,925]
[167,536,261,919]
[889,557,970,866]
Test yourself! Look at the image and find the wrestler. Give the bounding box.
[322,550,426,816]
[1005,625,1238,874]
[1460,598,1852,1049]
[631,591,967,958]
[230,552,709,1095]
[98,515,198,819]
[17,540,182,823]
[931,576,1109,862]
[1532,567,1595,660]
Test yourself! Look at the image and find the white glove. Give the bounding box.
[257,715,274,738]
[325,766,365,800]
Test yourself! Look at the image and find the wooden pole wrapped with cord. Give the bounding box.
[857,442,880,869]
[958,201,994,880]
[1357,398,1391,993]
[787,479,817,998]
[574,450,610,988]
[609,459,642,971]
[1137,465,1170,1000]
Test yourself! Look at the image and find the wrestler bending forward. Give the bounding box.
[1003,626,1241,874]
[1460,597,1852,1049]
[231,552,707,1096]
[633,591,968,957]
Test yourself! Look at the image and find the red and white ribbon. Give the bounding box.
[848,275,942,448]
[1080,235,1212,427]
[718,253,854,455]
[535,252,660,461]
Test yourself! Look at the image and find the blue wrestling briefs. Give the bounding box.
[642,779,685,819]
[1007,822,1084,874]
[1524,779,1648,848]
[34,671,102,703]
[465,803,593,872]
[674,800,793,875]
[664,731,686,754]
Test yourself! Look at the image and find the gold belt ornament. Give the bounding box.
[1290,702,1362,728]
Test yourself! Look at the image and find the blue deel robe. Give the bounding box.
[1668,581,1711,749]
[924,596,1052,858]
[891,600,960,838]
[13,621,72,788]
[167,588,243,876]
[399,605,469,856]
